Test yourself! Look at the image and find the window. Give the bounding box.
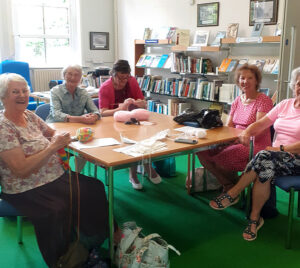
[12,0,80,67]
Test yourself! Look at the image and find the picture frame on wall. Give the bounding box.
[90,32,109,50]
[197,2,219,27]
[249,0,278,26]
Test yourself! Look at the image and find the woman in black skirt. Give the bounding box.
[0,73,111,267]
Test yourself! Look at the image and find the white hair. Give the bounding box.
[61,64,83,78]
[0,73,29,101]
[289,67,300,90]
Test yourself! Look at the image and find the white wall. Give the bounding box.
[116,0,284,71]
[79,0,115,69]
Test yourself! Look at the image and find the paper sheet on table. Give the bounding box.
[174,126,206,132]
[71,138,120,149]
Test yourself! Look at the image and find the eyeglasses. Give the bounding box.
[124,117,140,125]
[115,73,131,82]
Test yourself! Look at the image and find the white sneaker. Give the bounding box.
[129,178,143,190]
[149,174,162,184]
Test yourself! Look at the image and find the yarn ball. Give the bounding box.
[114,109,150,122]
[76,127,94,143]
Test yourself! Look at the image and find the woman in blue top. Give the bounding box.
[47,64,100,123]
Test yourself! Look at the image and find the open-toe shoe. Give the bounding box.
[209,192,239,210]
[243,217,264,241]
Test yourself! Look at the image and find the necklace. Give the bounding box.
[241,94,256,105]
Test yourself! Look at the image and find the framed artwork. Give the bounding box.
[226,23,239,38]
[192,30,209,46]
[89,32,109,50]
[249,0,278,26]
[197,2,219,27]
[251,22,264,37]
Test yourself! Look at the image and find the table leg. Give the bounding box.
[107,167,114,264]
[191,153,196,192]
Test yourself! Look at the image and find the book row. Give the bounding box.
[219,58,279,74]
[147,99,192,116]
[137,75,241,103]
[170,53,213,74]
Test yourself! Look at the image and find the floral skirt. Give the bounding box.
[245,150,300,183]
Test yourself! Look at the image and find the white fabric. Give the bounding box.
[114,129,170,157]
[0,0,15,61]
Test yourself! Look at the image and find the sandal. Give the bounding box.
[243,217,264,241]
[209,192,239,210]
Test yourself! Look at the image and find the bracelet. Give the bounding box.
[280,145,284,151]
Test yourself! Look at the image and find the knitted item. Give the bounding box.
[76,127,94,143]
[57,148,70,171]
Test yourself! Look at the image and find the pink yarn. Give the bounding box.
[114,109,150,122]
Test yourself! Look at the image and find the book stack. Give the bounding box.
[218,58,279,73]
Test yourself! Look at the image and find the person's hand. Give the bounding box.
[265,146,280,151]
[134,99,147,109]
[124,98,134,105]
[238,130,251,146]
[50,132,71,151]
[81,113,98,124]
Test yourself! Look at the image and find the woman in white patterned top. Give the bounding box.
[0,73,111,267]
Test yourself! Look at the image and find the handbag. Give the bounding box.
[115,222,180,268]
[173,109,223,129]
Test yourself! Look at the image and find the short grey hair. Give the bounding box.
[0,73,29,101]
[289,67,300,90]
[62,64,83,78]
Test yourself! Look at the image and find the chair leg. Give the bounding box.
[17,216,23,244]
[245,185,252,218]
[297,191,300,217]
[286,188,295,249]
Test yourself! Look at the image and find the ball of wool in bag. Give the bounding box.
[76,127,94,143]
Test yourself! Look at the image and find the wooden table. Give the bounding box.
[50,112,241,260]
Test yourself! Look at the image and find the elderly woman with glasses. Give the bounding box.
[0,73,112,267]
[98,60,161,190]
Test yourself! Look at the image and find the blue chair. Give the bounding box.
[0,60,44,110]
[93,98,99,108]
[35,103,50,121]
[274,175,300,249]
[0,198,23,244]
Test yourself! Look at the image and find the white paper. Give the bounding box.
[71,138,120,149]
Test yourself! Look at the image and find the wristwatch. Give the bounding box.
[280,145,284,151]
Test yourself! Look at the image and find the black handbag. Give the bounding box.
[196,109,223,129]
[173,109,223,129]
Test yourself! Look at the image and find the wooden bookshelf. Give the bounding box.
[221,36,280,44]
[134,39,172,45]
[171,45,220,52]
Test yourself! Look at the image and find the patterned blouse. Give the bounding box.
[0,110,64,194]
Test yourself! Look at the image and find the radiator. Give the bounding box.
[31,68,62,92]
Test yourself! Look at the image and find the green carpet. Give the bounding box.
[1,155,299,267]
